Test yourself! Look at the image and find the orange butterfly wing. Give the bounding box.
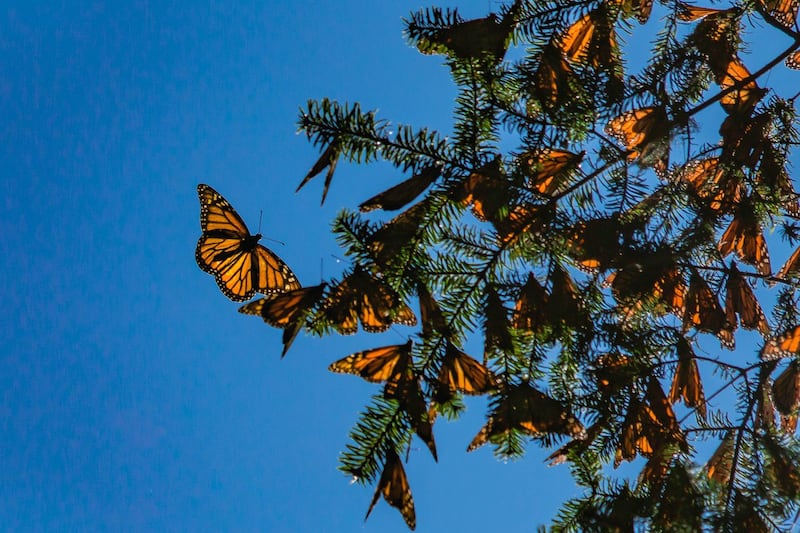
[196,184,300,302]
[365,449,416,530]
[605,107,669,161]
[763,325,800,360]
[439,342,496,395]
[328,341,413,383]
[718,212,771,275]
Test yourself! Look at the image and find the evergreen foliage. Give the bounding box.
[249,0,800,529]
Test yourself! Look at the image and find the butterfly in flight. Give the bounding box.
[196,184,300,302]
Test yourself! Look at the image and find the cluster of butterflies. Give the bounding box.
[194,0,800,527]
[194,183,599,529]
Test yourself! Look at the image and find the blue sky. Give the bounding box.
[3,1,800,532]
[0,2,582,531]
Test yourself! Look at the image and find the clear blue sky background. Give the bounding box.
[2,1,799,532]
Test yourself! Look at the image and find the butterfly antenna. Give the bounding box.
[258,210,263,234]
[263,236,286,246]
[320,257,324,283]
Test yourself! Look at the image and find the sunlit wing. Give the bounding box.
[195,184,300,301]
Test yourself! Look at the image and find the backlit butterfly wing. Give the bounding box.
[724,263,769,334]
[328,341,413,383]
[605,106,670,163]
[323,270,417,334]
[706,432,735,484]
[717,206,771,275]
[296,142,339,205]
[368,197,432,268]
[683,271,734,349]
[679,157,742,213]
[359,165,441,213]
[762,325,800,360]
[239,284,326,328]
[677,2,738,21]
[238,284,327,357]
[512,273,549,331]
[668,338,707,418]
[759,0,798,26]
[438,342,496,395]
[559,8,618,68]
[777,246,800,281]
[772,361,800,423]
[530,44,578,111]
[414,1,521,63]
[196,184,300,302]
[417,283,451,338]
[365,449,416,530]
[717,58,766,116]
[518,148,584,195]
[458,157,510,222]
[467,385,585,451]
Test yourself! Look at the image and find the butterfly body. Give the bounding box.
[196,184,300,302]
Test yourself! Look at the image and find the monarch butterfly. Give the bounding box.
[618,0,654,23]
[668,338,707,418]
[365,448,416,530]
[592,353,642,395]
[437,342,496,396]
[468,384,586,452]
[492,202,551,246]
[724,263,769,334]
[328,341,437,460]
[512,273,549,332]
[459,157,510,222]
[328,340,413,384]
[717,205,771,276]
[610,261,686,319]
[548,264,583,328]
[195,184,300,302]
[677,2,738,21]
[773,361,800,433]
[605,106,670,164]
[759,0,799,26]
[238,284,327,357]
[689,8,739,73]
[616,378,686,466]
[414,0,521,63]
[295,141,339,206]
[776,245,800,282]
[483,286,514,359]
[757,149,800,217]
[530,43,578,111]
[322,269,417,335]
[683,271,734,349]
[566,217,623,272]
[679,157,742,213]
[359,165,441,213]
[762,324,800,360]
[720,112,770,167]
[558,7,618,68]
[518,148,584,195]
[772,361,800,417]
[416,283,451,338]
[717,58,766,116]
[367,197,433,268]
[706,432,734,484]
